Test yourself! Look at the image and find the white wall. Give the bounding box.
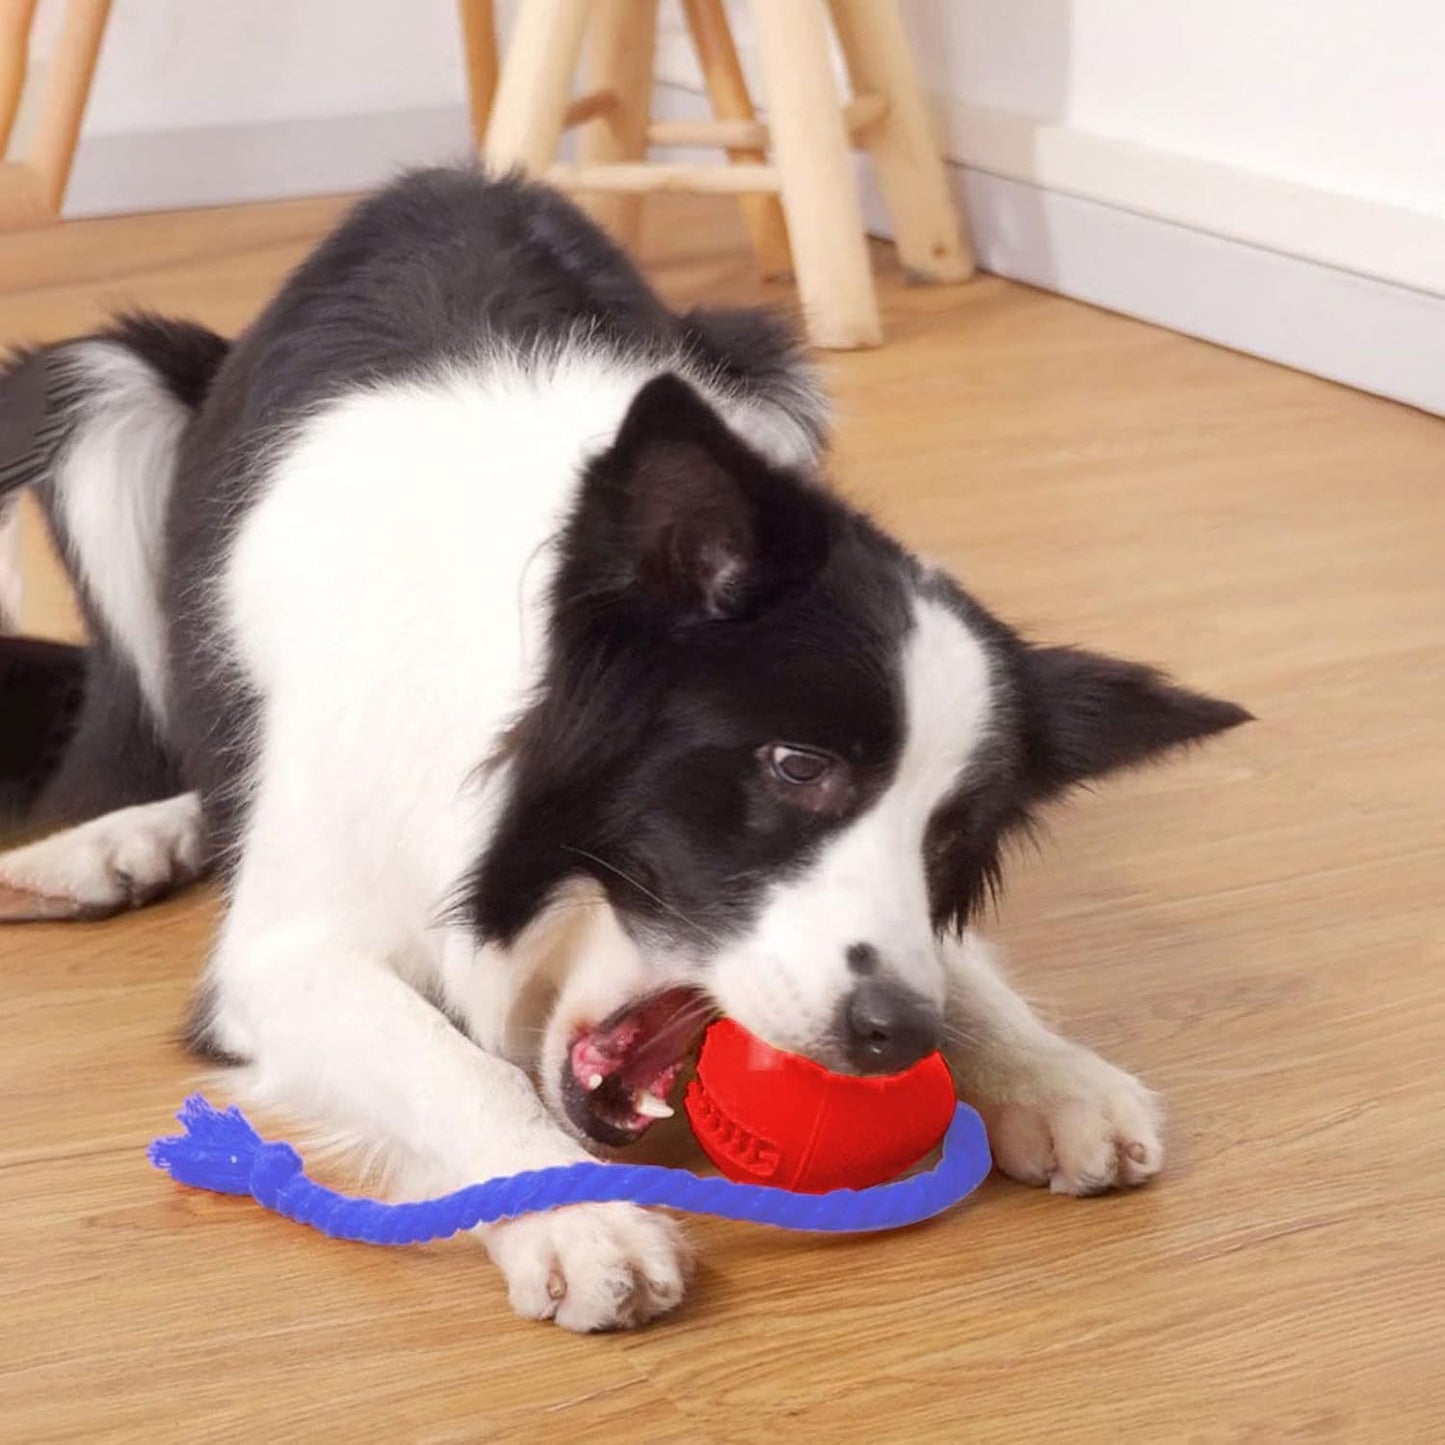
[903,0,1445,218]
[74,0,467,131]
[14,0,476,215]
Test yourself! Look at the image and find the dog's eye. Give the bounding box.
[766,744,835,786]
[758,744,855,817]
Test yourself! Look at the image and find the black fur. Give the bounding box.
[468,377,913,947]
[154,166,1247,950]
[918,570,1253,933]
[100,313,230,410]
[30,643,183,827]
[0,316,229,828]
[163,167,827,862]
[1,166,1248,987]
[846,943,881,975]
[0,637,86,832]
[472,427,1250,948]
[1018,645,1253,796]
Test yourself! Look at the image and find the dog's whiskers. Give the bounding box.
[661,1000,719,1035]
[941,1019,983,1052]
[560,846,711,939]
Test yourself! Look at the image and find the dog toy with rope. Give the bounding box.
[149,1019,992,1241]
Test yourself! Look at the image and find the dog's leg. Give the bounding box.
[939,930,1163,1194]
[207,876,690,1332]
[0,792,205,920]
[0,496,21,632]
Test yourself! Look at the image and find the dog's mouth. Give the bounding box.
[562,986,715,1147]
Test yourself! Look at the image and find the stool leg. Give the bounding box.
[576,0,656,248]
[827,0,974,282]
[1,0,40,160]
[27,0,112,215]
[484,0,590,174]
[457,0,498,150]
[751,0,881,349]
[681,0,791,281]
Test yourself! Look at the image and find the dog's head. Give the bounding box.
[469,375,1249,1145]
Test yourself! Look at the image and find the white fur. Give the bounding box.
[205,352,824,1329]
[0,793,203,913]
[54,343,187,728]
[706,596,994,1054]
[192,353,1164,1327]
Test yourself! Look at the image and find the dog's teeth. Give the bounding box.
[587,1073,604,1092]
[634,1090,674,1120]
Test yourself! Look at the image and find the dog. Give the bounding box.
[0,168,1248,1330]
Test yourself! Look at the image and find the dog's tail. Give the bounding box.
[0,314,229,831]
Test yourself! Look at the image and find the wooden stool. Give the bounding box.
[0,0,112,231]
[475,0,973,350]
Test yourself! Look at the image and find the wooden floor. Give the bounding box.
[2,194,1443,1443]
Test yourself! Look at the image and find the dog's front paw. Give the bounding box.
[485,1202,691,1332]
[0,795,204,920]
[980,1045,1163,1196]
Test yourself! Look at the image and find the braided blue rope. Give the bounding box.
[149,1094,991,1240]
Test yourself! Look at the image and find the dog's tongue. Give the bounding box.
[616,991,710,1087]
[569,987,712,1135]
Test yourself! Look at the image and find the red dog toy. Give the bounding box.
[684,1018,958,1193]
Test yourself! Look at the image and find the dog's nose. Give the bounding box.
[840,978,942,1074]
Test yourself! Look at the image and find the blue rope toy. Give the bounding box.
[149,1095,992,1241]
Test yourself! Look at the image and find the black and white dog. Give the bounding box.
[0,169,1247,1330]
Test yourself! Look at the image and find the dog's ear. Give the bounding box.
[1020,645,1251,798]
[593,374,828,620]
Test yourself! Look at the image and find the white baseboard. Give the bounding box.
[896,166,1445,418]
[651,80,1445,417]
[931,101,1445,302]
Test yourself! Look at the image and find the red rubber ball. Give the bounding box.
[683,1017,957,1193]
